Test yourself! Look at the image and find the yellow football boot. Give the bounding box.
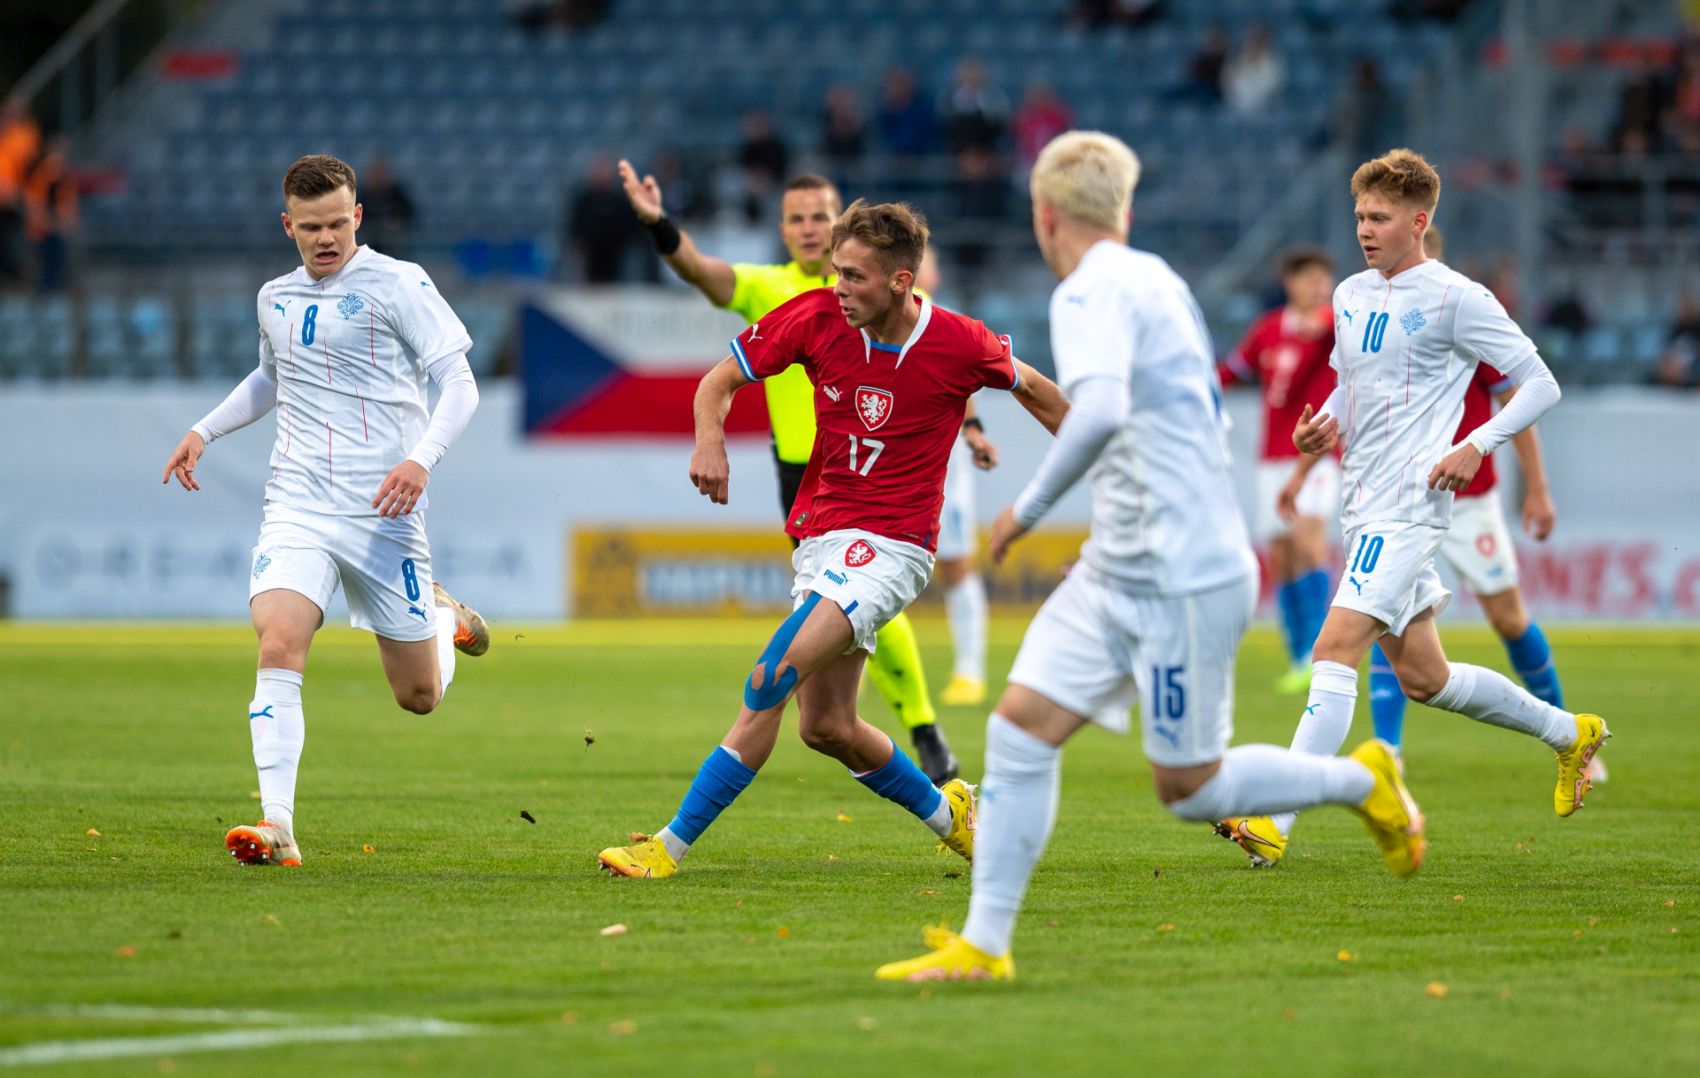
[597,835,678,879]
[1213,816,1287,867]
[936,779,976,862]
[1348,739,1426,879]
[938,675,987,707]
[1555,713,1610,817]
[876,925,1013,982]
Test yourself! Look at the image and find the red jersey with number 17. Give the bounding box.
[730,288,1018,552]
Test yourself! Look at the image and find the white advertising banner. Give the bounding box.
[0,380,1696,621]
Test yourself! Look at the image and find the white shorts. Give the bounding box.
[935,442,977,561]
[1441,492,1520,596]
[1333,520,1452,638]
[1007,570,1255,768]
[792,529,934,654]
[1254,456,1340,541]
[249,505,437,642]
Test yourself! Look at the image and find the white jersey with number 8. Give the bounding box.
[255,245,471,516]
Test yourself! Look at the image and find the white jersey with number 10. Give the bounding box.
[1328,260,1537,534]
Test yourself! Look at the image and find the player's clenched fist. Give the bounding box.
[690,443,730,505]
[162,430,206,491]
[1291,403,1338,456]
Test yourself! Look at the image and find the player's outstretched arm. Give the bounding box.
[163,363,280,491]
[1009,359,1069,435]
[690,356,751,505]
[620,158,736,307]
[1496,385,1556,540]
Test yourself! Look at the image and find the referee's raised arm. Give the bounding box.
[619,158,736,306]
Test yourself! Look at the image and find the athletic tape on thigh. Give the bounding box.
[745,592,821,711]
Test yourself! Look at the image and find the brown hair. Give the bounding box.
[830,198,929,274]
[1350,148,1440,214]
[282,154,357,202]
[1279,245,1333,278]
[784,173,843,214]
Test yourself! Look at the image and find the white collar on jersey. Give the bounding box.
[296,243,371,285]
[859,296,932,368]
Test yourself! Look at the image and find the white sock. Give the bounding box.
[944,576,988,683]
[655,826,689,863]
[250,668,305,835]
[961,713,1061,958]
[922,795,954,837]
[1168,744,1375,821]
[1425,662,1578,751]
[1271,659,1359,836]
[434,606,457,698]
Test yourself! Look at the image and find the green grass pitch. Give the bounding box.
[1,620,1696,1076]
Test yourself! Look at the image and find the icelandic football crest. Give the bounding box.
[252,553,272,580]
[338,292,365,319]
[855,386,893,431]
[845,539,877,567]
[1399,307,1427,334]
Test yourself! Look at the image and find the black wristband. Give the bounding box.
[646,216,682,256]
[962,417,985,433]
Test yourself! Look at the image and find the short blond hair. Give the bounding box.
[1351,148,1440,214]
[1029,131,1140,231]
[830,198,929,274]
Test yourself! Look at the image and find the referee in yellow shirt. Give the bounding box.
[619,160,959,782]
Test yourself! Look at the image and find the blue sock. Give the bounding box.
[1505,622,1564,708]
[664,746,757,847]
[855,737,946,826]
[1296,568,1332,659]
[1275,580,1305,663]
[1368,644,1406,748]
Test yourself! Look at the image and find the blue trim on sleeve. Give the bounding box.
[731,338,759,381]
[1488,376,1515,394]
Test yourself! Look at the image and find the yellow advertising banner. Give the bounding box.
[571,527,1090,617]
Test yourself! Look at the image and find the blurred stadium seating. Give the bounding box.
[0,0,1697,383]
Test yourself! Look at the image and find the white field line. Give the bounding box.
[0,1007,477,1068]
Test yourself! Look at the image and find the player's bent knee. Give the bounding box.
[798,721,849,755]
[1399,670,1448,704]
[394,684,439,715]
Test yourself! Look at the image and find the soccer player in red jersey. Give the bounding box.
[1220,247,1338,694]
[599,200,1068,878]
